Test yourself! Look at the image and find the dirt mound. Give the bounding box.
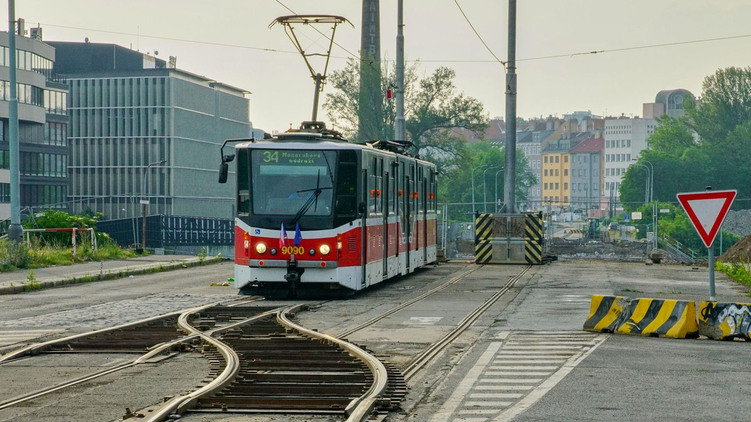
[719,234,751,263]
[724,209,751,236]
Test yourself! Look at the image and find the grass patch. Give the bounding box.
[621,288,643,293]
[716,260,751,296]
[0,237,142,272]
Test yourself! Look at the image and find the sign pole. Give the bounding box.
[676,188,736,302]
[708,241,715,301]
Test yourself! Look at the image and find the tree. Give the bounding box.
[622,67,751,208]
[323,59,488,169]
[438,141,536,220]
[685,66,751,143]
[646,115,696,157]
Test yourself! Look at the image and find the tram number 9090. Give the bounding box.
[281,246,305,255]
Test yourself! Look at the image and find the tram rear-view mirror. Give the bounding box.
[218,162,228,183]
[358,202,366,215]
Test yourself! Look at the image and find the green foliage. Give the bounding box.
[23,269,40,291]
[437,141,536,221]
[0,232,138,272]
[621,67,751,240]
[716,260,751,292]
[323,60,488,172]
[0,241,31,270]
[626,202,739,256]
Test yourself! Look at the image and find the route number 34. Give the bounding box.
[263,151,279,163]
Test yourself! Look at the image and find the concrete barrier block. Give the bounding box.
[618,298,698,338]
[698,301,751,340]
[583,295,629,332]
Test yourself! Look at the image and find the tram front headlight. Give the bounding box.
[255,243,267,254]
[319,244,331,255]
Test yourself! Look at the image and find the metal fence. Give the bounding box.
[97,215,234,249]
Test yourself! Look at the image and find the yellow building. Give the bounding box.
[541,152,570,207]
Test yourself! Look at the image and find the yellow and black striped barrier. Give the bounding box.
[618,298,698,338]
[524,212,543,264]
[698,301,751,340]
[584,295,698,339]
[474,213,493,264]
[583,295,629,332]
[474,212,545,265]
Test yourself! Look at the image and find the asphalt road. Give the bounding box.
[1,259,750,422]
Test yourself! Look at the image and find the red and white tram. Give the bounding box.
[218,122,438,297]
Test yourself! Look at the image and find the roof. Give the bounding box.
[569,136,604,154]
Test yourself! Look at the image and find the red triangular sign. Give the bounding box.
[676,190,736,248]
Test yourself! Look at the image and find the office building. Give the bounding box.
[49,41,251,220]
[0,29,68,222]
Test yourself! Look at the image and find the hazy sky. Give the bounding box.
[11,1,751,132]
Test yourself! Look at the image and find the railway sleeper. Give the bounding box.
[216,384,367,395]
[195,396,354,410]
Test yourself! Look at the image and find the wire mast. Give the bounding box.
[270,15,352,122]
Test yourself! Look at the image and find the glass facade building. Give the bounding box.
[0,31,69,221]
[49,42,251,220]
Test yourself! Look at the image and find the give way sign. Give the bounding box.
[676,189,737,248]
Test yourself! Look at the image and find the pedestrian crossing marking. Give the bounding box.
[432,330,608,422]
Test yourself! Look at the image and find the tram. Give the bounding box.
[218,121,438,296]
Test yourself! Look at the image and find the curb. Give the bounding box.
[0,256,224,295]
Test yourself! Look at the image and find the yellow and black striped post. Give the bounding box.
[474,213,493,264]
[524,212,543,264]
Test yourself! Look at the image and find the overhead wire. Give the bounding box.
[34,21,751,66]
[452,0,506,68]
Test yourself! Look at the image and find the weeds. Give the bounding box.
[0,238,140,272]
[716,260,751,292]
[23,269,41,291]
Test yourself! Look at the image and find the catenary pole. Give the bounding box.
[503,0,517,214]
[394,0,405,141]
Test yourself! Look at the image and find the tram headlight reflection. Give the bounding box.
[319,244,331,255]
[255,243,267,254]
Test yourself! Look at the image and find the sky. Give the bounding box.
[9,0,751,133]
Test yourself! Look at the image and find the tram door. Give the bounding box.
[403,173,411,271]
[381,160,388,279]
[422,174,428,263]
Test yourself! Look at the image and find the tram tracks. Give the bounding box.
[0,298,266,412]
[0,264,533,422]
[0,299,399,422]
[329,264,531,382]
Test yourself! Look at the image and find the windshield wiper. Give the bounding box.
[290,169,331,225]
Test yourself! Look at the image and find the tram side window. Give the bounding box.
[388,161,395,216]
[334,150,358,222]
[368,156,382,215]
[417,167,424,213]
[429,169,437,212]
[237,149,250,217]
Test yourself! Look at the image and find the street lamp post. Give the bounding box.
[632,163,650,204]
[632,158,656,249]
[494,168,505,213]
[471,165,489,217]
[482,166,501,212]
[141,159,166,250]
[641,159,655,249]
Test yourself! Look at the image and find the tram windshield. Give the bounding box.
[250,149,336,217]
